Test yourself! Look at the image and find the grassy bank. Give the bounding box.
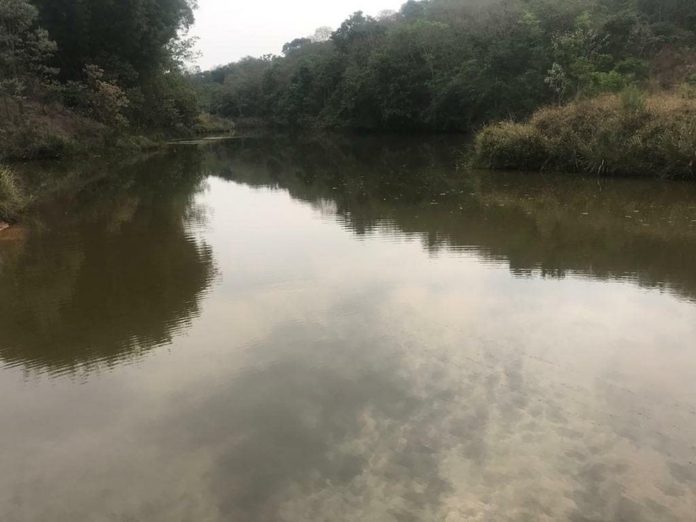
[0,101,236,163]
[0,100,169,162]
[474,92,696,179]
[0,101,102,161]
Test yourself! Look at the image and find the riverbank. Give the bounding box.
[0,99,235,163]
[0,131,170,227]
[474,92,696,179]
[0,100,166,162]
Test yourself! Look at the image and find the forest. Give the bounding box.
[193,0,696,131]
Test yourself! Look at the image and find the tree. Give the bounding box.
[311,26,333,43]
[193,0,696,132]
[0,0,56,115]
[83,64,129,127]
[30,0,198,128]
[31,0,196,82]
[331,12,385,56]
[282,38,312,56]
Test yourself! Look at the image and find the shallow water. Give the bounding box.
[1,135,696,521]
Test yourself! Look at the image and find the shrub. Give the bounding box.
[193,113,236,135]
[0,165,27,221]
[474,122,547,170]
[474,92,696,178]
[0,124,73,160]
[620,85,647,113]
[84,65,129,127]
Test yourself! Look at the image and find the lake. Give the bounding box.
[1,135,696,521]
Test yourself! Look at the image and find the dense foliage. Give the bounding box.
[194,0,696,130]
[0,0,57,112]
[0,0,198,132]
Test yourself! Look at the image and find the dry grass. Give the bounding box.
[0,166,27,222]
[473,121,547,170]
[475,92,696,178]
[0,99,108,161]
[194,113,236,135]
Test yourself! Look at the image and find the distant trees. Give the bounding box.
[194,0,696,131]
[283,38,312,55]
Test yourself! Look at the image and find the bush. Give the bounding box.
[84,65,129,127]
[0,124,74,160]
[474,122,547,170]
[193,113,235,135]
[474,92,696,178]
[0,165,27,221]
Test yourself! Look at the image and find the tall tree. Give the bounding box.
[0,0,56,115]
[31,0,196,83]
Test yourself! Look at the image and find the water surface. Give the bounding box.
[1,136,696,521]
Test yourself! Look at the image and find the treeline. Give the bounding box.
[193,0,696,130]
[0,0,198,159]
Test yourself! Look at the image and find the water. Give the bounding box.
[1,135,696,521]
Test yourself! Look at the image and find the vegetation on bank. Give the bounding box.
[193,113,236,135]
[192,0,696,132]
[0,0,204,161]
[474,91,696,178]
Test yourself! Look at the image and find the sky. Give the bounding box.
[189,0,405,70]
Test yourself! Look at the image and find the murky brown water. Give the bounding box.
[1,135,696,521]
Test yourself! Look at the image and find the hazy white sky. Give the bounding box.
[190,0,405,70]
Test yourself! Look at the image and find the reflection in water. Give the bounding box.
[209,135,696,302]
[1,136,695,521]
[0,148,215,374]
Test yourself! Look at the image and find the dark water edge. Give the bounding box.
[1,134,695,521]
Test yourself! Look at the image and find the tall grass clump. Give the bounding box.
[474,122,548,170]
[0,166,27,222]
[474,92,696,178]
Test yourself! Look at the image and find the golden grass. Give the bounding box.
[475,92,696,178]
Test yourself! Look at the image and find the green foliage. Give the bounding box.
[83,65,130,127]
[31,0,196,81]
[0,0,201,137]
[211,56,275,119]
[134,71,199,130]
[474,93,696,178]
[0,0,57,105]
[0,124,72,160]
[195,0,695,131]
[620,85,646,113]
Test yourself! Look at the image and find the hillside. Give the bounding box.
[193,0,696,131]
